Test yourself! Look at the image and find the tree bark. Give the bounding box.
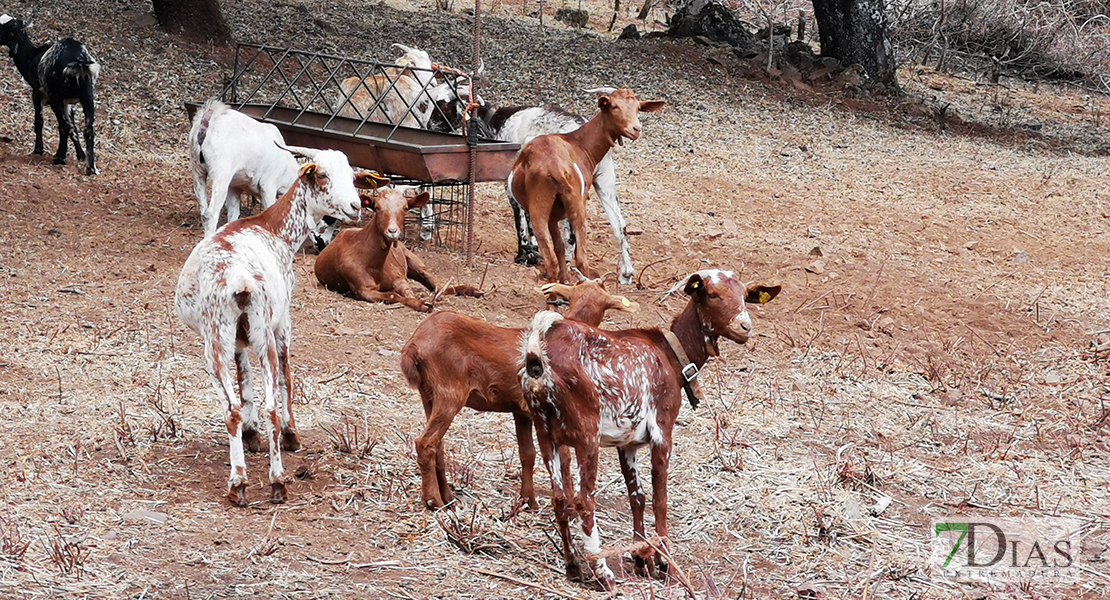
[811,0,895,86]
[151,0,232,44]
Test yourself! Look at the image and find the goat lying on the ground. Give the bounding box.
[400,273,638,510]
[175,145,387,506]
[314,188,482,311]
[520,270,779,589]
[0,15,100,175]
[188,99,300,237]
[509,88,663,283]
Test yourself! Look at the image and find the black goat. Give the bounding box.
[0,15,100,175]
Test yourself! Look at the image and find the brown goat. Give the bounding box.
[508,88,663,283]
[520,269,780,589]
[400,275,638,510]
[314,189,482,312]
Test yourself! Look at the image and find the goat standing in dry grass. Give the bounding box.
[508,88,663,283]
[314,188,482,312]
[175,146,387,506]
[400,273,638,510]
[520,270,779,589]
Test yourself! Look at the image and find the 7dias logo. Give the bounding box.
[931,518,1082,583]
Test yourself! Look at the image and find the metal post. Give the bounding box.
[467,0,482,267]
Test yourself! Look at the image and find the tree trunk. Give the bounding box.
[152,0,232,44]
[811,0,895,86]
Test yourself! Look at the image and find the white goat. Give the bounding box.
[175,146,387,506]
[188,98,300,238]
[334,43,437,129]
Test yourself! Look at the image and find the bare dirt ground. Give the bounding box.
[0,0,1108,598]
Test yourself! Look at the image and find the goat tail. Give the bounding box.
[520,311,563,397]
[223,264,258,301]
[400,342,422,390]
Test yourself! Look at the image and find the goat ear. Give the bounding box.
[597,95,611,110]
[297,162,321,187]
[745,284,782,304]
[639,100,666,113]
[354,170,389,190]
[683,273,706,297]
[613,295,639,312]
[408,191,431,210]
[540,282,572,302]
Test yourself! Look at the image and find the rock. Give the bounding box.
[805,259,824,274]
[378,348,399,357]
[809,246,823,257]
[877,316,895,336]
[1045,371,1062,384]
[668,0,755,47]
[722,218,738,234]
[554,8,589,28]
[617,24,640,40]
[1013,249,1028,264]
[625,225,643,235]
[706,229,725,239]
[942,388,962,406]
[121,509,168,525]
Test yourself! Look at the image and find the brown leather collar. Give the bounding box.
[662,330,703,409]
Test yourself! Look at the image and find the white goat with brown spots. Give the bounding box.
[175,146,387,506]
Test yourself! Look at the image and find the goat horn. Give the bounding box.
[274,142,320,160]
[392,43,417,54]
[475,59,485,79]
[570,267,590,284]
[583,87,618,95]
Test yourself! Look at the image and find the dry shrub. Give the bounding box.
[890,0,1110,91]
[0,515,31,567]
[322,412,379,459]
[44,524,90,578]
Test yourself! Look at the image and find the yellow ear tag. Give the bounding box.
[621,298,631,307]
[759,291,771,304]
[691,281,700,289]
[298,163,316,178]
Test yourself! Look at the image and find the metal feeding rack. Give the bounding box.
[186,42,516,253]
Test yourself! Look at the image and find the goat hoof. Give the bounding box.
[514,250,542,267]
[281,429,302,452]
[565,560,583,582]
[270,482,287,504]
[242,429,263,453]
[32,147,44,155]
[52,156,67,166]
[227,483,248,507]
[86,166,99,176]
[619,273,634,286]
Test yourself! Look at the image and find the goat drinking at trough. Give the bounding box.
[188,99,301,238]
[175,146,388,506]
[314,188,483,312]
[520,270,780,588]
[428,82,640,284]
[0,15,100,175]
[400,272,639,511]
[508,88,663,284]
[334,44,437,129]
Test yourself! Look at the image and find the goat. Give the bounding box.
[428,83,639,284]
[334,44,436,129]
[175,145,388,506]
[508,88,663,283]
[314,188,482,312]
[188,99,301,238]
[0,15,99,175]
[400,273,639,511]
[520,270,780,588]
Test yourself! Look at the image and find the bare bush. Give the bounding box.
[889,0,1110,91]
[0,515,30,567]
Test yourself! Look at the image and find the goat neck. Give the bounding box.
[668,299,713,370]
[4,30,43,86]
[564,114,618,172]
[223,181,312,249]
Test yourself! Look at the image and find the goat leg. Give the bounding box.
[65,105,85,162]
[31,90,45,155]
[509,196,542,266]
[47,98,71,165]
[82,97,97,175]
[512,412,539,511]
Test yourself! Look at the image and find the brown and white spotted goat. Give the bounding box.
[508,87,664,283]
[520,270,780,588]
[400,273,638,511]
[314,188,482,312]
[175,146,387,506]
